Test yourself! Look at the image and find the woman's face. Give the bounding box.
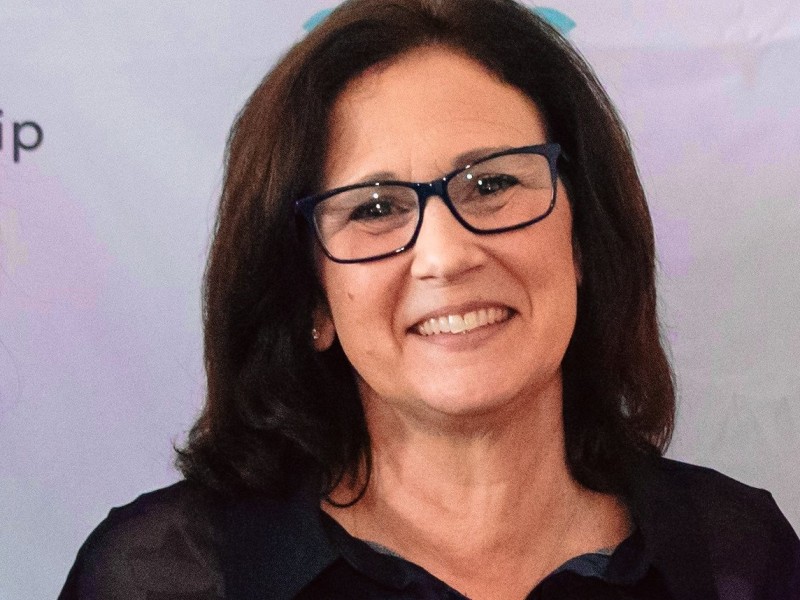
[316,46,579,423]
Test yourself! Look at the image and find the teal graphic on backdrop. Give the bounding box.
[532,7,575,33]
[0,110,44,163]
[304,9,334,31]
[304,4,575,34]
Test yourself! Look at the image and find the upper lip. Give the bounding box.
[409,301,514,330]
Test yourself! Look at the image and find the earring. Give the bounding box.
[312,327,320,341]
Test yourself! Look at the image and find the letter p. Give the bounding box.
[13,121,43,162]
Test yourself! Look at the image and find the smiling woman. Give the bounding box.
[59,0,799,599]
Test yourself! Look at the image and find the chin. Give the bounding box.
[417,370,563,421]
[413,387,524,422]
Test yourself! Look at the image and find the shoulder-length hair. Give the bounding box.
[177,0,674,498]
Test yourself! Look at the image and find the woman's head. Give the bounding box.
[178,0,674,497]
[313,46,579,429]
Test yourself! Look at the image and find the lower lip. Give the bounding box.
[410,313,515,349]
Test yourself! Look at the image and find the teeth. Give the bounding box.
[464,311,477,329]
[431,318,441,334]
[438,316,450,333]
[448,314,466,334]
[416,307,510,336]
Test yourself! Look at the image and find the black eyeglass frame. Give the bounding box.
[294,142,562,264]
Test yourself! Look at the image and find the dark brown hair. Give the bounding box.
[177,0,674,498]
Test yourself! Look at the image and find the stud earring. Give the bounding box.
[312,327,320,341]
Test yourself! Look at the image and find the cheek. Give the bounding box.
[320,263,401,352]
[512,214,578,335]
[327,285,358,329]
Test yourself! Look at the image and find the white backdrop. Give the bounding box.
[1,2,798,598]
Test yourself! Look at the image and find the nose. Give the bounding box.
[409,196,486,281]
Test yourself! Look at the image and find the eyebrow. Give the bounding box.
[351,145,515,185]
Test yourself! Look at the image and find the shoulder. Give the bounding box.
[59,481,224,599]
[655,457,777,508]
[647,457,800,597]
[653,457,794,534]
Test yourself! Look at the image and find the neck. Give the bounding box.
[324,375,630,599]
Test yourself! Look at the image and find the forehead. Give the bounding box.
[324,46,547,185]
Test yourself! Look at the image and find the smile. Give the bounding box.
[415,307,511,336]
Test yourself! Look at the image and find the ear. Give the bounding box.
[312,302,336,351]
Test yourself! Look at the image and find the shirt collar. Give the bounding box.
[219,454,720,599]
[320,512,465,595]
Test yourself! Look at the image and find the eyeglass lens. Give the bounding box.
[313,151,553,262]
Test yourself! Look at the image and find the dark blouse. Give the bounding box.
[58,456,800,599]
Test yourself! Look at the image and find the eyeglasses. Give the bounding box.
[295,143,561,264]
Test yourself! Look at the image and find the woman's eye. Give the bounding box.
[350,198,401,221]
[474,174,519,195]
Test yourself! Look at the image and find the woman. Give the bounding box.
[60,0,799,598]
